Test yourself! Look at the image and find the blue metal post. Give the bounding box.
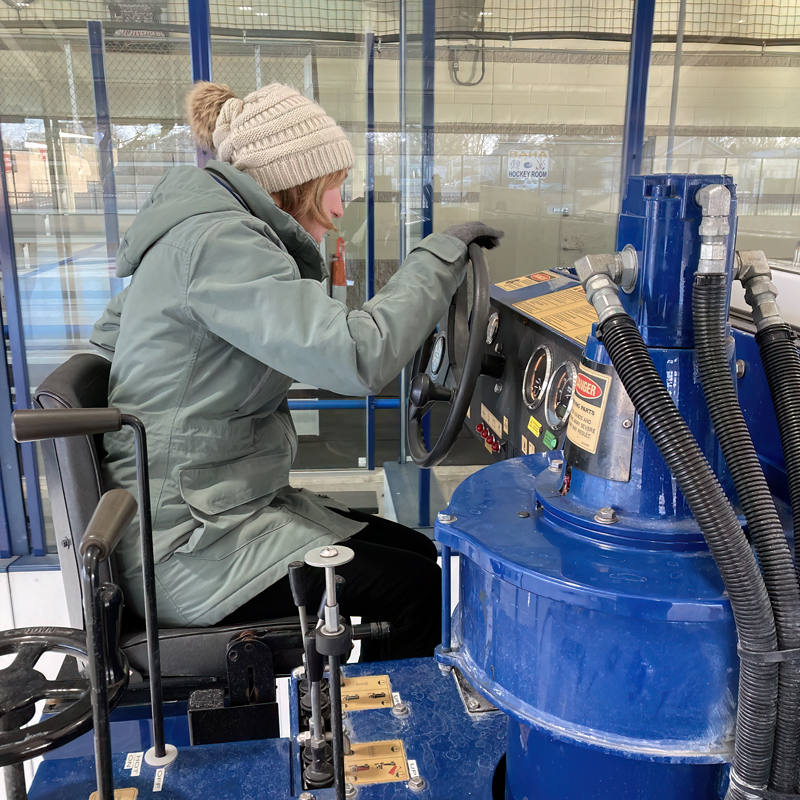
[418,0,436,527]
[440,544,451,650]
[0,127,45,555]
[188,0,212,167]
[87,21,120,264]
[620,0,656,192]
[366,33,377,471]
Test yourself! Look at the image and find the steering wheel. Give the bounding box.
[407,242,491,468]
[0,627,128,766]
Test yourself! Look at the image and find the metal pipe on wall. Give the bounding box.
[366,33,377,470]
[188,0,212,167]
[666,0,687,172]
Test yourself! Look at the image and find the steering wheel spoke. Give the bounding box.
[40,679,88,701]
[12,643,49,671]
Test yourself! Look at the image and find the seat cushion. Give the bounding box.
[121,619,303,679]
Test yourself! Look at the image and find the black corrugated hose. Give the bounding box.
[755,323,800,587]
[694,275,800,794]
[598,312,778,800]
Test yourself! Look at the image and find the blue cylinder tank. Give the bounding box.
[436,175,754,800]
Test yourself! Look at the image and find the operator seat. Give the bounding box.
[35,353,303,681]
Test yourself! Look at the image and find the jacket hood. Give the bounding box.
[116,160,326,281]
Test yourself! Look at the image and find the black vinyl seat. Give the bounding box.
[35,353,303,680]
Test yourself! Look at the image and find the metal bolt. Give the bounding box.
[299,793,316,800]
[494,342,503,353]
[297,731,311,745]
[60,538,71,550]
[392,700,410,718]
[437,512,456,524]
[408,776,426,792]
[548,459,564,472]
[467,698,480,710]
[438,663,453,674]
[320,546,339,558]
[292,665,306,680]
[494,382,502,394]
[342,709,348,720]
[517,510,530,518]
[229,650,239,661]
[622,418,633,429]
[345,782,358,798]
[595,507,619,524]
[736,359,746,378]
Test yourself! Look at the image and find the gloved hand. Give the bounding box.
[442,222,504,250]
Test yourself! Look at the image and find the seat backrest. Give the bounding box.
[34,353,113,628]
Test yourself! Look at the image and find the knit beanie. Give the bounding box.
[186,82,354,193]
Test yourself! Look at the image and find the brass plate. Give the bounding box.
[344,740,409,784]
[90,790,138,800]
[341,675,392,711]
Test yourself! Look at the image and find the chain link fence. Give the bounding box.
[1,0,799,42]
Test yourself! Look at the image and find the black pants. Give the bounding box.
[220,508,442,661]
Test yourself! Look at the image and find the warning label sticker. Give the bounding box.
[566,365,611,455]
[90,790,138,800]
[341,675,392,711]
[344,740,409,785]
[513,285,598,345]
[481,404,503,438]
[495,272,554,292]
[527,416,542,438]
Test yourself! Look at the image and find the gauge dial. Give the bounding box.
[486,312,500,345]
[546,361,577,430]
[430,334,446,376]
[523,346,552,410]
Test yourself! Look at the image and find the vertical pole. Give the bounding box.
[87,21,119,263]
[666,0,687,172]
[0,127,45,555]
[440,543,451,651]
[188,0,212,167]
[620,0,656,194]
[366,34,377,470]
[418,0,436,528]
[65,41,83,158]
[254,44,262,89]
[398,0,409,467]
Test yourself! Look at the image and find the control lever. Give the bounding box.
[288,561,310,635]
[305,546,356,800]
[352,621,392,641]
[301,633,334,789]
[317,575,346,624]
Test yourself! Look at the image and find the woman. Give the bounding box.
[91,81,502,660]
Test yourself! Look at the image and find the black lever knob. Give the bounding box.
[288,561,308,609]
[304,632,326,684]
[409,373,454,408]
[12,408,122,442]
[480,354,505,379]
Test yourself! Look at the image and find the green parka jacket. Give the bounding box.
[90,160,468,627]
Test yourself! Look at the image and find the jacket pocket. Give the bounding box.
[178,447,292,517]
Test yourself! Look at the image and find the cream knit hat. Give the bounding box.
[210,83,354,193]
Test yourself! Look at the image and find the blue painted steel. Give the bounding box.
[87,21,120,263]
[287,398,399,410]
[188,0,212,167]
[620,0,656,190]
[440,543,451,650]
[0,125,45,555]
[616,174,737,348]
[437,456,735,799]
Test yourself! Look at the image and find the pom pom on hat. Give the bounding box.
[188,82,354,194]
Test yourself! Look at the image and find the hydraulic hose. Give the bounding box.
[694,275,800,793]
[598,312,778,800]
[756,323,800,582]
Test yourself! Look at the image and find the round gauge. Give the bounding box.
[546,361,578,431]
[523,345,552,410]
[430,334,446,376]
[486,312,500,345]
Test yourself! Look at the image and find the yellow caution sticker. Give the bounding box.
[495,272,554,292]
[513,285,598,345]
[480,404,503,438]
[341,675,392,711]
[566,365,611,455]
[90,791,138,800]
[345,740,409,785]
[503,415,509,434]
[527,416,542,438]
[521,436,528,455]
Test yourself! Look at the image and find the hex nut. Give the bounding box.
[299,793,316,800]
[437,512,456,524]
[408,776,426,792]
[548,459,564,472]
[595,507,618,524]
[391,700,410,718]
[345,783,358,798]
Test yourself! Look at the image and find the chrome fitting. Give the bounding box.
[735,250,784,331]
[695,184,732,275]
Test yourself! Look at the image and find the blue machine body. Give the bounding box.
[436,174,786,800]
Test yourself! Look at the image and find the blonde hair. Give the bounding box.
[272,169,348,232]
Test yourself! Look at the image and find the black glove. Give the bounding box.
[442,222,504,250]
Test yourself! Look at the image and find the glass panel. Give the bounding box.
[645,0,800,260]
[1,4,192,549]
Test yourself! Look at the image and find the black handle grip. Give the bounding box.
[352,621,392,641]
[304,631,325,684]
[288,561,308,608]
[12,408,122,442]
[79,489,137,561]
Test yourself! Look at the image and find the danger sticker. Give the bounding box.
[495,272,554,292]
[567,365,611,455]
